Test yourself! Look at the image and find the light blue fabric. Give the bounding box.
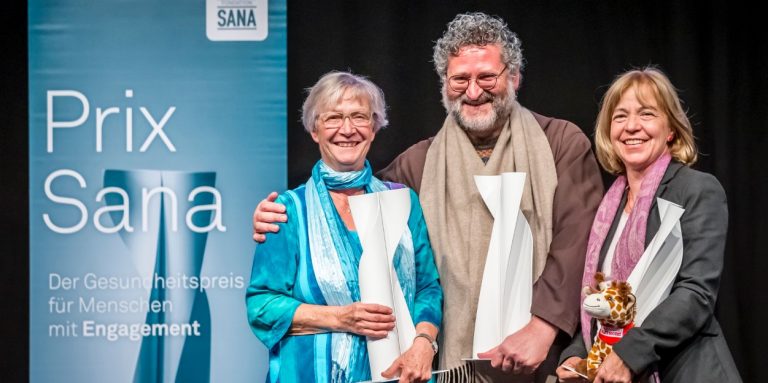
[246,161,442,383]
[316,160,374,190]
[306,160,414,382]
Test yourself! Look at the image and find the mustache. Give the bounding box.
[460,92,494,106]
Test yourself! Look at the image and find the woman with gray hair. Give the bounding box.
[246,71,443,383]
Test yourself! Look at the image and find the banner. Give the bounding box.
[29,1,285,381]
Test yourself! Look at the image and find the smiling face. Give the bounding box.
[583,281,636,327]
[443,44,519,133]
[609,85,672,178]
[310,90,375,172]
[583,291,612,319]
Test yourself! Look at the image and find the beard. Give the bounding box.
[442,82,516,133]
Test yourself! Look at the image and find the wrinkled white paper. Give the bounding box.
[562,364,589,379]
[626,198,685,326]
[349,188,415,381]
[469,173,533,359]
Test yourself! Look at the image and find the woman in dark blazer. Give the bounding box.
[556,67,740,382]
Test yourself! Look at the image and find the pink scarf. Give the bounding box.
[580,153,671,348]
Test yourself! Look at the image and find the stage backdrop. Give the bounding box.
[28,1,284,382]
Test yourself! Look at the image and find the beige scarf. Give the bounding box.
[420,101,558,371]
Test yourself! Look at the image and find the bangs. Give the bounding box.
[631,81,662,110]
[317,85,370,112]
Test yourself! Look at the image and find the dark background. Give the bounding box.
[4,1,766,381]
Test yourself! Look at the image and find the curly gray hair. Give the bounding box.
[433,12,524,80]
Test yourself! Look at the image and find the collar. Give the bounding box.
[655,160,683,198]
[598,322,634,345]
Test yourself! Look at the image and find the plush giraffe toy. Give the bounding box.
[576,272,636,381]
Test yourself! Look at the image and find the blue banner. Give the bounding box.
[29,1,284,381]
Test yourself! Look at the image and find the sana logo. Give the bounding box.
[205,0,268,41]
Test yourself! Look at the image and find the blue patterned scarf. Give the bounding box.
[305,160,416,382]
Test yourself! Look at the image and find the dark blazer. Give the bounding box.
[561,161,741,382]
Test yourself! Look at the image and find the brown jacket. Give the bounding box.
[378,112,604,338]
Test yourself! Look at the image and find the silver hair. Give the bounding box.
[433,12,524,80]
[301,71,389,133]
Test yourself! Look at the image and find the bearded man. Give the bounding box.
[253,12,603,383]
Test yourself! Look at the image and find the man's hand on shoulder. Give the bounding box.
[252,191,287,242]
[477,315,558,375]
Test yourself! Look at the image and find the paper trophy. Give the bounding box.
[469,173,533,359]
[348,188,414,381]
[626,198,685,326]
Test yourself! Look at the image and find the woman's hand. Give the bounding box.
[594,352,632,383]
[381,336,434,383]
[290,303,393,337]
[555,356,589,382]
[335,303,395,338]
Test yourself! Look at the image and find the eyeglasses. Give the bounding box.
[447,65,508,93]
[318,111,373,129]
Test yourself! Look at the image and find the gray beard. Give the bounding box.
[442,85,516,133]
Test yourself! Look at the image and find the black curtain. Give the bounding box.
[1,2,29,382]
[4,1,765,382]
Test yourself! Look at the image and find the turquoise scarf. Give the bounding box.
[306,160,416,382]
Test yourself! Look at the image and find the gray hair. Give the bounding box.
[301,71,389,133]
[433,12,524,80]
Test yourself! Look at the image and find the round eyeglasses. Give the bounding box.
[447,65,508,93]
[318,112,373,129]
